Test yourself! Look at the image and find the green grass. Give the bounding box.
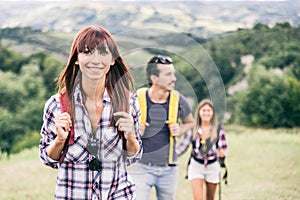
[1,126,300,200]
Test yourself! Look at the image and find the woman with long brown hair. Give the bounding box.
[39,25,142,200]
[177,99,227,200]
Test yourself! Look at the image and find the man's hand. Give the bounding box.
[166,121,180,136]
[139,122,149,136]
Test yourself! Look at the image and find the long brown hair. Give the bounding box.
[57,25,134,118]
[193,99,218,141]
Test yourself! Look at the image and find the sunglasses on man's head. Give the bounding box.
[150,55,173,64]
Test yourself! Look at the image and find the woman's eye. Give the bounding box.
[99,49,109,55]
[83,50,93,55]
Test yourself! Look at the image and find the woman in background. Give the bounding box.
[177,99,227,200]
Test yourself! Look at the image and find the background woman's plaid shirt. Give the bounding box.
[176,126,227,162]
[39,85,143,200]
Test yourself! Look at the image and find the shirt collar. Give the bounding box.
[74,84,111,104]
[197,126,202,135]
[102,89,111,103]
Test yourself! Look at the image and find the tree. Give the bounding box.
[231,65,294,127]
[286,77,300,126]
[0,109,24,156]
[0,61,46,155]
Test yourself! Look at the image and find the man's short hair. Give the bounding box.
[146,55,173,86]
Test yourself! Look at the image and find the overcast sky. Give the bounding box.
[0,0,290,2]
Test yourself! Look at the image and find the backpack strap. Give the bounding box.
[136,88,148,124]
[216,124,222,149]
[58,91,75,165]
[168,90,180,165]
[136,88,180,165]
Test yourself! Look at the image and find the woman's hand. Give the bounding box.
[114,111,139,155]
[47,112,72,161]
[217,149,225,157]
[54,112,72,142]
[114,111,135,139]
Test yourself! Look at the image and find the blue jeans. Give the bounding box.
[129,162,179,200]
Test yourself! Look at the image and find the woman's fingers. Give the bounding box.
[54,112,72,140]
[114,111,135,135]
[114,112,133,124]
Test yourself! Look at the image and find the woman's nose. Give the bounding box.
[91,50,102,63]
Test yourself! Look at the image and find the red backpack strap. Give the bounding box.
[58,91,75,165]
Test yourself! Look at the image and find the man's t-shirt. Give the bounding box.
[141,90,192,165]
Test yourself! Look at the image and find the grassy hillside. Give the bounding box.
[1,127,299,200]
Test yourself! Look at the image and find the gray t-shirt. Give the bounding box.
[141,90,192,165]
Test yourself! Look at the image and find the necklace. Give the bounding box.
[200,137,207,152]
[200,125,210,152]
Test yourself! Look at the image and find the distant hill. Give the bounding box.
[0,1,299,37]
[1,24,300,149]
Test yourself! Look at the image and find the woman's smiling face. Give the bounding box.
[78,42,115,81]
[199,104,213,123]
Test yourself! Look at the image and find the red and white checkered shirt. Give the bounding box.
[39,85,142,200]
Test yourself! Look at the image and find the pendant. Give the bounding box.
[200,138,207,152]
[202,143,207,152]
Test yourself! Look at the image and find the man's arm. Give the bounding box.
[168,113,194,137]
[179,113,194,136]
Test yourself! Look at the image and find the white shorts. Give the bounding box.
[187,158,220,183]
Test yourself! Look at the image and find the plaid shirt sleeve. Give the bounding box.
[176,129,193,157]
[217,125,228,156]
[126,92,143,166]
[39,94,61,169]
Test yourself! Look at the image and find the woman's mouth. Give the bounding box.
[87,66,104,72]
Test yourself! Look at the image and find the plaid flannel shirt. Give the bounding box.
[39,85,143,200]
[176,126,227,163]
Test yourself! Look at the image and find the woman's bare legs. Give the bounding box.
[191,178,205,200]
[206,182,218,200]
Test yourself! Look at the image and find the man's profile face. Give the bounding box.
[153,63,176,91]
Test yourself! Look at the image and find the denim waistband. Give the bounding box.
[139,160,177,167]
